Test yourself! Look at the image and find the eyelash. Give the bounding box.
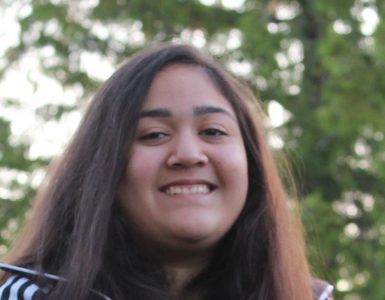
[200,128,227,137]
[138,128,227,142]
[139,132,169,141]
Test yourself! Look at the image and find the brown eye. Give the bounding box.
[201,128,227,137]
[139,132,169,141]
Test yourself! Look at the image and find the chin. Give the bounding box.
[170,218,227,246]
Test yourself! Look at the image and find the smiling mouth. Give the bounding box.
[161,184,214,196]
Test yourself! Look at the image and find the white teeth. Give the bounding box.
[165,184,210,195]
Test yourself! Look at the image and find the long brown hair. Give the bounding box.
[2,44,313,299]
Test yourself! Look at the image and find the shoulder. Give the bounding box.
[0,263,52,300]
[311,278,334,300]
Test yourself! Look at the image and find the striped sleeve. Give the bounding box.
[0,275,46,300]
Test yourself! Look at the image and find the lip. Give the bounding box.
[159,179,218,193]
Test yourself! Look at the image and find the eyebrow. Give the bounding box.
[139,105,235,120]
[139,108,171,118]
[193,105,234,119]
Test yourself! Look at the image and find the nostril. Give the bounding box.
[196,160,207,167]
[166,152,208,168]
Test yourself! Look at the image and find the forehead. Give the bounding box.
[143,64,234,113]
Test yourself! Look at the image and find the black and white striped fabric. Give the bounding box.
[0,275,46,300]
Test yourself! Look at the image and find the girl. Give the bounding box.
[0,44,333,300]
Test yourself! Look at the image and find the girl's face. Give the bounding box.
[118,64,248,254]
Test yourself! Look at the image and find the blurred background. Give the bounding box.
[0,0,384,299]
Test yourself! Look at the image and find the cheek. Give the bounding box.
[118,152,158,231]
[125,146,163,183]
[214,143,248,179]
[211,143,249,212]
[118,147,160,213]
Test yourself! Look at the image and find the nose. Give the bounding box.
[166,132,208,168]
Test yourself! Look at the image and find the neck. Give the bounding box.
[132,235,215,298]
[164,254,209,299]
[149,244,213,298]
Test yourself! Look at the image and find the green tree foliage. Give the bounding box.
[1,0,384,298]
